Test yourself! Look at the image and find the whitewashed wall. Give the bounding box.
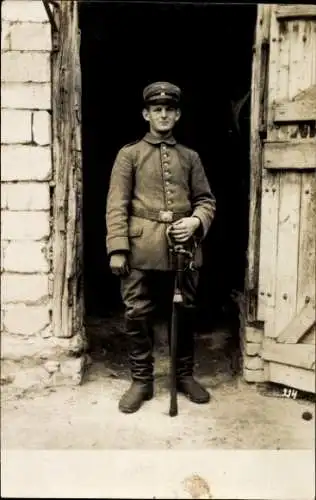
[1,0,84,393]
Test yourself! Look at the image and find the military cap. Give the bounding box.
[143,81,181,105]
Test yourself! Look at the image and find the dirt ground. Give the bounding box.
[2,325,315,450]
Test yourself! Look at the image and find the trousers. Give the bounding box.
[120,268,199,382]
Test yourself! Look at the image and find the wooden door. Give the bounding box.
[51,0,85,339]
[251,4,316,393]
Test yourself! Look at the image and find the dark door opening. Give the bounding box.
[80,3,256,354]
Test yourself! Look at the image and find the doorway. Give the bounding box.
[79,2,257,374]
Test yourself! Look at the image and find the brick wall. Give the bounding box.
[1,0,85,393]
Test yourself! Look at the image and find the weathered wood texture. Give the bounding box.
[257,5,316,393]
[274,84,316,121]
[276,302,315,344]
[52,1,84,339]
[246,4,271,322]
[263,338,315,370]
[263,140,316,170]
[265,361,316,394]
[275,5,316,21]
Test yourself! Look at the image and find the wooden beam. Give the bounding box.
[274,101,316,122]
[277,303,316,344]
[51,1,82,338]
[265,361,316,394]
[302,328,316,345]
[263,141,316,170]
[246,4,271,322]
[262,339,315,370]
[275,5,316,20]
[274,85,316,122]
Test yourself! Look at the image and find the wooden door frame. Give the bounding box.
[50,0,85,340]
[49,1,266,341]
[246,4,271,324]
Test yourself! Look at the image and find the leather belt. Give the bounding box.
[131,207,191,223]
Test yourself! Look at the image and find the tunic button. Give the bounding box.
[163,163,169,167]
[167,200,172,205]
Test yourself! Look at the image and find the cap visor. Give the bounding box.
[146,96,179,106]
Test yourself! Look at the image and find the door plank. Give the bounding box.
[247,4,271,322]
[294,19,316,350]
[257,8,280,329]
[257,175,280,323]
[274,84,316,121]
[273,173,301,338]
[275,5,316,21]
[272,17,314,340]
[263,141,316,170]
[274,100,316,122]
[265,361,316,393]
[276,303,316,344]
[263,338,315,369]
[295,174,316,343]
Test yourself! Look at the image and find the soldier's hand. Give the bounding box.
[170,217,200,242]
[109,253,129,276]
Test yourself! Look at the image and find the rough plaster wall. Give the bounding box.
[1,0,84,394]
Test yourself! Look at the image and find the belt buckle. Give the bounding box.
[159,210,174,223]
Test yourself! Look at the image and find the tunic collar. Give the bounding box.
[143,132,177,146]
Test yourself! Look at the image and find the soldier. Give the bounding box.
[106,81,216,414]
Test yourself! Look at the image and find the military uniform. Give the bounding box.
[106,82,216,413]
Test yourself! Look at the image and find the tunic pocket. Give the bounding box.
[128,226,143,238]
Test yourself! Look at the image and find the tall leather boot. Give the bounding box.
[119,318,154,414]
[175,307,211,404]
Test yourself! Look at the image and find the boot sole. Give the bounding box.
[119,391,154,414]
[177,387,211,404]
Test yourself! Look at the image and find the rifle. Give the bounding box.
[167,228,195,417]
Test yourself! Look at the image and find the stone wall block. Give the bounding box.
[2,1,49,23]
[32,111,51,145]
[1,82,51,109]
[1,273,49,303]
[245,326,264,344]
[2,145,52,181]
[1,211,50,240]
[3,303,50,335]
[1,52,50,83]
[10,22,52,51]
[2,241,50,273]
[244,355,265,371]
[1,183,50,211]
[243,368,265,383]
[1,109,32,143]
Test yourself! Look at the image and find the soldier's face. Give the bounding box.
[142,104,181,133]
